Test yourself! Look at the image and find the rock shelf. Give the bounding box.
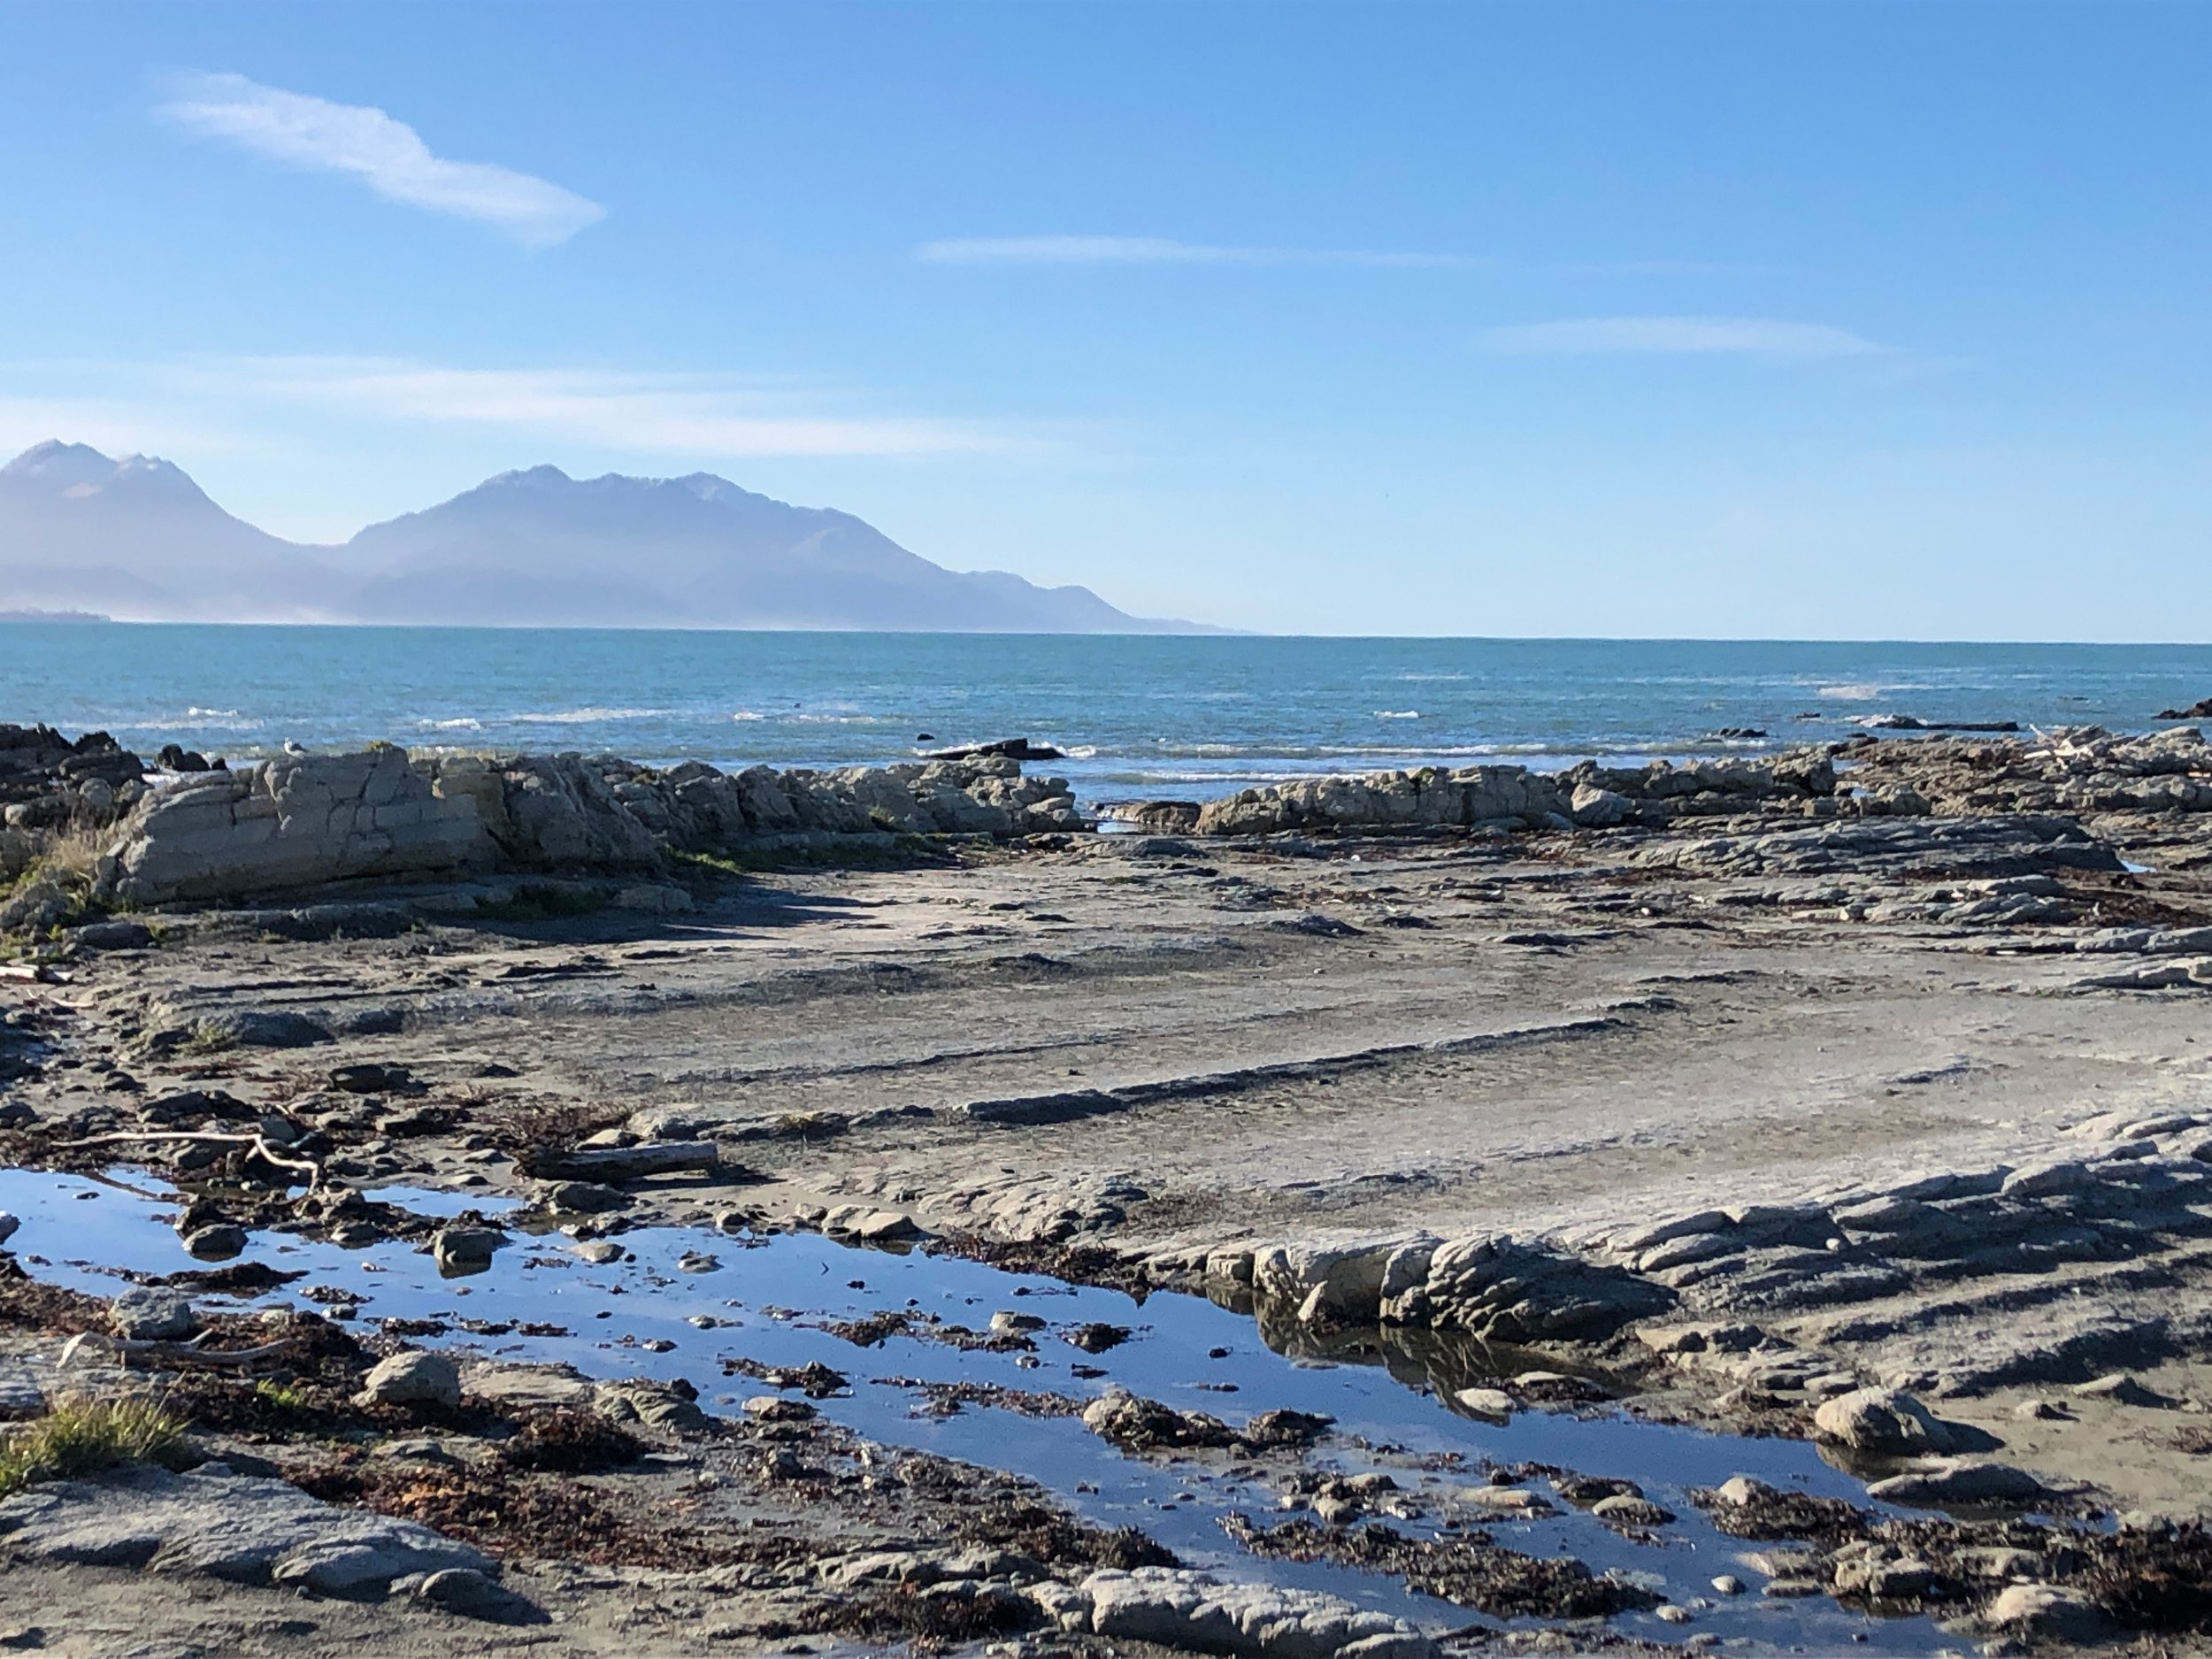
[4,718,2212,1654]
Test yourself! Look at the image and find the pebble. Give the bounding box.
[1711,1575,1745,1595]
[1655,1604,1692,1624]
[0,1212,18,1248]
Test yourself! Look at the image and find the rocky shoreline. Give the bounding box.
[4,718,2212,1655]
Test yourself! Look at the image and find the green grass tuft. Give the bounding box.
[0,1396,193,1497]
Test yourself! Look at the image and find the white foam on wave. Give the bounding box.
[416,718,482,731]
[1373,710,1420,719]
[135,712,259,732]
[511,707,671,725]
[730,710,766,722]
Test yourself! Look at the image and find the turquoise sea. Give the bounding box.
[4,624,2209,805]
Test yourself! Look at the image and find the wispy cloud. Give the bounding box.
[918,234,1484,269]
[205,357,1015,457]
[156,73,603,248]
[1479,316,1883,358]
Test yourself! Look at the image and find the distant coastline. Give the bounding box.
[0,607,109,624]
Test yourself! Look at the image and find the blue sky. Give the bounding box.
[4,1,2209,637]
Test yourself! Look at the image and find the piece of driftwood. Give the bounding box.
[527,1141,720,1181]
[59,1129,322,1190]
[61,1330,300,1369]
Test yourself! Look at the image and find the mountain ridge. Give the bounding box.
[0,442,1212,634]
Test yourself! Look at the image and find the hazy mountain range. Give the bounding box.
[0,442,1209,633]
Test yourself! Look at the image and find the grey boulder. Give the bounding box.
[111,1289,196,1341]
[1812,1386,1958,1455]
[357,1350,462,1409]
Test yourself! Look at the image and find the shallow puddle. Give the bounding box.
[0,1168,1971,1654]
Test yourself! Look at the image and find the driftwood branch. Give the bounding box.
[62,1331,301,1369]
[528,1141,720,1181]
[58,1129,323,1191]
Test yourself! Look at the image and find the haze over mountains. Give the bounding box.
[0,442,1204,633]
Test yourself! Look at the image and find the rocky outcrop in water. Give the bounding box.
[1842,726,2212,818]
[1193,726,2212,842]
[1194,750,1847,837]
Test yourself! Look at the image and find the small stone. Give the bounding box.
[432,1226,503,1276]
[1982,1583,2107,1640]
[1711,1575,1745,1595]
[2014,1398,2069,1421]
[183,1224,247,1260]
[408,1565,534,1620]
[1064,1322,1132,1354]
[1655,1604,1692,1624]
[990,1311,1047,1335]
[357,1350,462,1408]
[0,1212,18,1248]
[2070,1372,2169,1408]
[676,1251,720,1273]
[1709,1475,1767,1508]
[373,1437,462,1466]
[1763,1578,1824,1598]
[1591,1493,1676,1527]
[744,1395,818,1423]
[1460,1485,1554,1516]
[1451,1386,1516,1422]
[540,1181,630,1215]
[853,1209,920,1241]
[574,1240,626,1264]
[1813,1386,1957,1455]
[111,1288,197,1341]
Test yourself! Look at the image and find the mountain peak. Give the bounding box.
[3,441,199,497]
[4,440,121,485]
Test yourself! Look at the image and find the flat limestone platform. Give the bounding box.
[9,824,2212,1517]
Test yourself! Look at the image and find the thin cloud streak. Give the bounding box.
[918,234,1486,269]
[1479,316,1883,357]
[156,73,603,247]
[207,357,1019,458]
